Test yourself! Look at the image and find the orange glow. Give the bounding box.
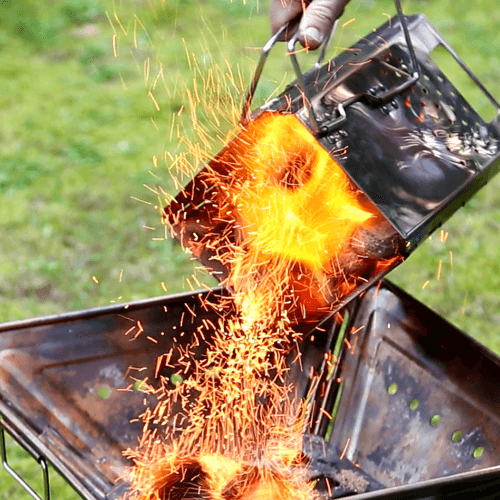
[129,451,313,500]
[233,111,372,273]
[178,111,403,320]
[128,109,403,499]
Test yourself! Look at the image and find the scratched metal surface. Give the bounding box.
[0,289,221,500]
[325,281,500,491]
[0,281,500,499]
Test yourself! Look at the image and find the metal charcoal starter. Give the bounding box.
[1,4,500,500]
[165,6,500,323]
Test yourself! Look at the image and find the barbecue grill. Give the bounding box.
[1,281,500,499]
[1,4,500,500]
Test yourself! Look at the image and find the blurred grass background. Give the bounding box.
[0,0,499,497]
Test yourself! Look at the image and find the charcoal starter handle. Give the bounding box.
[242,0,421,134]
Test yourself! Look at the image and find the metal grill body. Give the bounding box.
[1,281,500,499]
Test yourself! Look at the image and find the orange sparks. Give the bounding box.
[439,229,449,243]
[112,34,118,57]
[92,275,99,283]
[147,91,160,111]
[124,32,406,496]
[436,259,443,281]
[340,438,351,460]
[231,114,372,273]
[166,111,404,322]
[319,408,333,420]
[342,17,356,28]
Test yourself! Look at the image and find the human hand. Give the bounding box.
[270,0,351,50]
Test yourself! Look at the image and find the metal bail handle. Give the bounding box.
[240,24,288,124]
[241,0,421,133]
[240,21,335,126]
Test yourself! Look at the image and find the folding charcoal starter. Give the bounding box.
[1,4,500,500]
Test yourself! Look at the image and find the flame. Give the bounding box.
[122,15,404,494]
[125,289,316,499]
[126,109,405,500]
[175,111,403,320]
[129,450,312,500]
[231,113,373,273]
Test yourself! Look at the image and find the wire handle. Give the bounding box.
[240,21,334,126]
[0,421,50,500]
[241,0,421,131]
[240,24,288,124]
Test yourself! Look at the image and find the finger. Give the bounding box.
[270,0,310,40]
[298,0,350,49]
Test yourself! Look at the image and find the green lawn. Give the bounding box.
[0,0,499,497]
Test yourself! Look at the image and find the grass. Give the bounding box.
[0,0,499,497]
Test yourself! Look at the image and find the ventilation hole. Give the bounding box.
[451,431,463,442]
[387,383,398,395]
[409,399,419,410]
[422,88,428,94]
[97,386,111,399]
[430,414,441,426]
[314,476,341,491]
[134,380,147,392]
[170,373,184,386]
[473,446,484,459]
[276,152,312,191]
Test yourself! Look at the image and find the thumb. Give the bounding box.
[298,0,350,49]
[270,0,308,40]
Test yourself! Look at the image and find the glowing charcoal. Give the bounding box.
[165,112,404,321]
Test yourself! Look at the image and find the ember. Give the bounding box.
[125,109,405,500]
[128,452,313,500]
[166,112,405,321]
